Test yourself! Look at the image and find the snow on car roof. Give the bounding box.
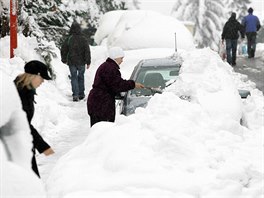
[139,53,182,67]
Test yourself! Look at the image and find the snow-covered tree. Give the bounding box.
[171,0,226,49]
[0,1,9,37]
[171,0,251,49]
[18,0,96,46]
[2,0,128,43]
[0,0,127,67]
[96,0,126,13]
[125,0,140,10]
[17,0,128,46]
[225,0,251,22]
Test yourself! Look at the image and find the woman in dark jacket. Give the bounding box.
[14,60,54,177]
[87,47,144,126]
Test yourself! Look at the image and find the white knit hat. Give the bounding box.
[108,47,125,59]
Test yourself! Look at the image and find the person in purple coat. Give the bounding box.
[87,47,144,126]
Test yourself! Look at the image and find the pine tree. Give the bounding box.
[171,0,251,49]
[1,0,128,66]
[226,0,251,22]
[0,1,9,37]
[18,0,128,46]
[171,0,226,49]
[96,0,126,13]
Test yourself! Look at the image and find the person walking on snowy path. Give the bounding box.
[61,21,91,102]
[14,60,55,177]
[241,7,261,58]
[87,47,144,127]
[222,12,245,66]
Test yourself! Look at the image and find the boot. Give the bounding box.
[73,96,79,102]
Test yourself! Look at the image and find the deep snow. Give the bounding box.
[0,9,263,198]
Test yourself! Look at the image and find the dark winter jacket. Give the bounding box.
[60,22,91,66]
[222,15,245,40]
[87,58,135,121]
[14,78,50,154]
[242,13,261,33]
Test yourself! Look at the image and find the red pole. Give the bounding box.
[10,0,18,58]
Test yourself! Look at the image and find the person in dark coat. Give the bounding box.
[222,12,245,66]
[14,60,55,177]
[61,21,91,101]
[241,7,261,58]
[87,47,144,127]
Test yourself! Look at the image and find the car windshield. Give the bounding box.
[131,66,180,96]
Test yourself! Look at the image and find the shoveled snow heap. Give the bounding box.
[46,48,263,198]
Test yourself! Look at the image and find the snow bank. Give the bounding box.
[0,34,40,60]
[0,70,46,198]
[169,48,243,122]
[256,43,264,60]
[1,31,263,198]
[2,161,46,198]
[46,48,263,198]
[0,70,32,169]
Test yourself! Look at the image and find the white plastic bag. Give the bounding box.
[241,41,247,55]
[238,41,247,55]
[219,41,226,60]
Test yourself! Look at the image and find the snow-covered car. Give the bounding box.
[118,55,182,116]
[117,55,251,116]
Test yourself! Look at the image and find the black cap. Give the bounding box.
[248,7,253,13]
[24,60,52,80]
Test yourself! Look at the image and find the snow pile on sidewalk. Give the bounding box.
[168,48,243,122]
[46,49,264,198]
[1,9,263,196]
[0,70,46,198]
[256,43,264,61]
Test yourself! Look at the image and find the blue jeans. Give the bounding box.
[225,39,238,65]
[69,65,85,97]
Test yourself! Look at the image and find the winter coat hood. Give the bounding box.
[229,12,236,21]
[69,22,81,35]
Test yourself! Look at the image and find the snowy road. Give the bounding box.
[235,56,264,93]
